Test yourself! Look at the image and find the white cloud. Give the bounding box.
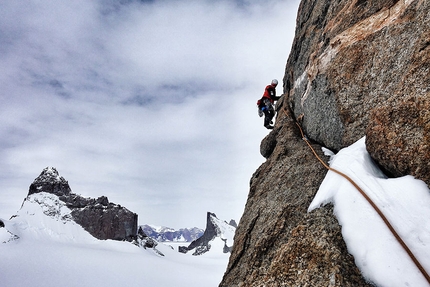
[0,0,300,228]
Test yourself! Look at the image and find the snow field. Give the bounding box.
[0,194,230,287]
[310,137,430,287]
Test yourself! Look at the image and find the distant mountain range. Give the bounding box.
[139,224,204,242]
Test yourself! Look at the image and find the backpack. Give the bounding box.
[257,98,265,108]
[257,99,265,117]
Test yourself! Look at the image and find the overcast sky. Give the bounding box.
[0,0,300,229]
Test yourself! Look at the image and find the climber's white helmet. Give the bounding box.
[271,79,278,86]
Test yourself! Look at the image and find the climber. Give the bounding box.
[257,79,280,129]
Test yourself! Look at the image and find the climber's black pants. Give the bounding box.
[262,98,274,126]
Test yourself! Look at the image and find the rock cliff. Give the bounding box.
[28,167,138,241]
[221,107,370,286]
[285,0,429,185]
[220,0,429,286]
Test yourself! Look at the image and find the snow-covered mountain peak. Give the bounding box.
[140,224,204,242]
[29,166,71,197]
[18,167,138,241]
[7,192,96,243]
[152,225,175,233]
[209,213,235,245]
[21,192,73,223]
[179,212,236,256]
[33,167,66,185]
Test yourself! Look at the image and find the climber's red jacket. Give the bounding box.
[262,84,278,103]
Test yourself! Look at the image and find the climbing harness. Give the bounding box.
[290,110,430,285]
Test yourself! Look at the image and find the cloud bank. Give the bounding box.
[0,0,300,228]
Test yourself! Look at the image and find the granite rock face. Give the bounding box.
[285,0,429,157]
[221,0,429,285]
[29,167,138,241]
[366,95,430,186]
[220,105,371,286]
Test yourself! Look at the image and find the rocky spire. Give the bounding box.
[28,166,71,197]
[179,212,235,256]
[26,167,138,241]
[179,212,219,255]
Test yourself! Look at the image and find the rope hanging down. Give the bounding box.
[290,111,430,285]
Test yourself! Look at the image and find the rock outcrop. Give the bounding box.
[228,219,238,228]
[28,167,138,241]
[133,226,165,256]
[366,95,430,186]
[179,212,235,256]
[221,0,429,286]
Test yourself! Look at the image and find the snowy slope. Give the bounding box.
[0,193,230,287]
[209,213,236,248]
[309,137,430,287]
[178,212,236,256]
[7,192,96,243]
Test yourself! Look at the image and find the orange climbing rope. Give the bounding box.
[291,111,430,285]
